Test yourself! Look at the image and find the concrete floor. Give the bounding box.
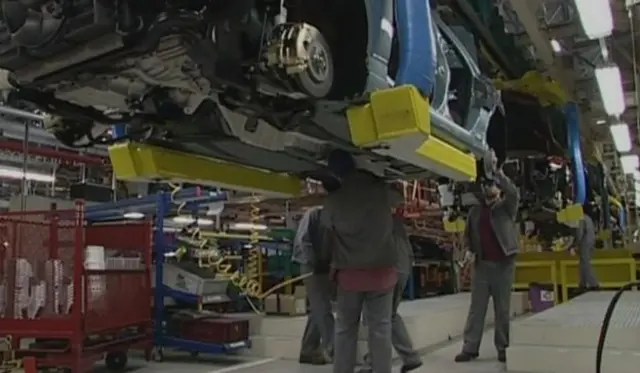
[107,328,508,373]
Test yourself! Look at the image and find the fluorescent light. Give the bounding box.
[0,166,54,183]
[123,212,144,220]
[197,218,214,226]
[620,154,639,174]
[595,65,625,116]
[172,216,213,226]
[550,39,562,53]
[596,119,607,125]
[229,222,268,231]
[609,123,632,152]
[173,216,195,224]
[574,0,613,39]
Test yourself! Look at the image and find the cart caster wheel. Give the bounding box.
[105,351,128,371]
[152,347,164,362]
[189,351,199,358]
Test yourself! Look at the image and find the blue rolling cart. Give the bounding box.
[150,189,252,361]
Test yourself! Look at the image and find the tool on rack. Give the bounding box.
[169,183,310,315]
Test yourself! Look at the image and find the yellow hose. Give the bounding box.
[168,183,311,314]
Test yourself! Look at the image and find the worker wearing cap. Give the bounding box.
[320,149,399,373]
[358,208,423,373]
[455,152,519,364]
[292,205,335,365]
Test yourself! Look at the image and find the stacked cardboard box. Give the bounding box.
[264,285,307,316]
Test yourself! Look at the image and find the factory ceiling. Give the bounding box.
[493,0,637,199]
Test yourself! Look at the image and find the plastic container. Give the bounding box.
[528,282,555,312]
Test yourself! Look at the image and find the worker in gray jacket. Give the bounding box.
[358,212,423,373]
[570,204,599,290]
[321,149,399,373]
[455,153,519,364]
[292,206,335,365]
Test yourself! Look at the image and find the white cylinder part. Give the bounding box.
[84,245,106,307]
[14,259,33,319]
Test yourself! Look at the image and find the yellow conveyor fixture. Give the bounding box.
[346,85,477,182]
[108,142,302,198]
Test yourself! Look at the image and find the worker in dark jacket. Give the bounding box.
[358,210,423,373]
[292,205,335,365]
[321,149,399,373]
[455,152,520,364]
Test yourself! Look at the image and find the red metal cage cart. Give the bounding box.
[0,202,153,373]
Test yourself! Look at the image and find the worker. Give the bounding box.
[455,152,519,364]
[358,208,423,373]
[292,205,335,365]
[569,204,599,290]
[320,149,399,373]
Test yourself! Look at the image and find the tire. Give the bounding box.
[294,29,334,98]
[105,351,128,371]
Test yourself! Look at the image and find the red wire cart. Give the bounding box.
[0,202,153,373]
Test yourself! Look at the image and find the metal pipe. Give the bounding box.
[0,138,107,164]
[0,117,109,157]
[0,105,45,122]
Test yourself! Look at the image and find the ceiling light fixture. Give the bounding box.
[229,222,268,231]
[609,122,632,152]
[123,212,144,220]
[595,65,625,116]
[550,39,562,53]
[197,218,214,226]
[620,154,639,174]
[574,0,614,39]
[172,215,195,225]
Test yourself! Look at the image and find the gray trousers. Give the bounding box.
[333,285,394,373]
[361,273,421,371]
[578,245,599,288]
[300,267,336,357]
[462,260,514,354]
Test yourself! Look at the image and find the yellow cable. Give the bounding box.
[167,184,311,315]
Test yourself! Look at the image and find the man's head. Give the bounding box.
[327,149,356,178]
[480,178,500,203]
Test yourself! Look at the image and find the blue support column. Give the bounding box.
[565,102,586,205]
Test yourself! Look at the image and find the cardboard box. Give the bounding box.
[264,294,279,314]
[264,294,307,316]
[294,285,307,299]
[279,295,307,315]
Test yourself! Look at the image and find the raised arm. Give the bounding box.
[494,169,520,220]
[292,208,315,262]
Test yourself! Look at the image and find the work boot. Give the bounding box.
[298,352,330,365]
[497,350,506,363]
[400,360,423,373]
[454,351,478,362]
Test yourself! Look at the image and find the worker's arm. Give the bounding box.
[494,169,520,220]
[291,208,314,266]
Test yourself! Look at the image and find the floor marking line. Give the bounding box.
[205,357,277,373]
